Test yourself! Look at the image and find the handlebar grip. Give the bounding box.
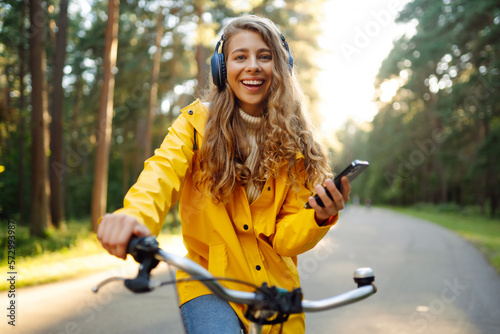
[126,236,141,256]
[127,236,159,263]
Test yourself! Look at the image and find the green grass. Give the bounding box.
[1,219,97,261]
[389,205,500,274]
[0,216,182,291]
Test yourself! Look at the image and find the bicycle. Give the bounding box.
[93,236,377,334]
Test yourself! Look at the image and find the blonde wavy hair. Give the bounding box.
[195,15,331,204]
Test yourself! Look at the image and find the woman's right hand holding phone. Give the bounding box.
[308,176,351,224]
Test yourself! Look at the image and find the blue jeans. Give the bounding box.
[180,294,244,334]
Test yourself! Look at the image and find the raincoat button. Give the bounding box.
[243,224,249,230]
[256,265,261,271]
[267,187,271,191]
[188,109,193,115]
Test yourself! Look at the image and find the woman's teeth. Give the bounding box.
[242,80,263,86]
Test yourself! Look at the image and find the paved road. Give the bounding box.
[302,207,500,334]
[2,206,500,334]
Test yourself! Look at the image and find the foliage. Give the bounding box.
[0,0,327,233]
[334,0,500,217]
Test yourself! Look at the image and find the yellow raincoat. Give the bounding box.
[113,99,338,334]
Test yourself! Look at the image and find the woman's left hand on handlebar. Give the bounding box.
[97,214,152,260]
[308,176,351,222]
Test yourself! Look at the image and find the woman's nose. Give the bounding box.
[246,56,261,72]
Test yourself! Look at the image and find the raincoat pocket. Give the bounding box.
[208,243,228,277]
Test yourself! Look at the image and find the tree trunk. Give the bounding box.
[143,6,164,162]
[194,2,208,95]
[429,112,447,203]
[49,0,68,228]
[490,189,498,218]
[90,0,120,232]
[123,150,132,195]
[18,0,27,225]
[2,66,12,122]
[71,76,81,140]
[482,119,498,218]
[134,118,146,179]
[29,0,52,236]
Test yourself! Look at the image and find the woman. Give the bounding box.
[97,15,351,334]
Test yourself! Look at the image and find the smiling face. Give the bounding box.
[225,30,274,116]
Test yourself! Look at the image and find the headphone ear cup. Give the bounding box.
[211,39,226,89]
[211,51,221,88]
[218,54,226,88]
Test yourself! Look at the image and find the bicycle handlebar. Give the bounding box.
[93,236,377,322]
[157,248,263,306]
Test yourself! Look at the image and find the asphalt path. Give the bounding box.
[2,206,500,334]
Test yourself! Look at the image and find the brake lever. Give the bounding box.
[124,256,160,293]
[92,277,126,293]
[122,236,160,293]
[93,236,161,293]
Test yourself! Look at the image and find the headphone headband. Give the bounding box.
[211,33,294,89]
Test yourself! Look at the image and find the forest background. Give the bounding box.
[0,0,499,242]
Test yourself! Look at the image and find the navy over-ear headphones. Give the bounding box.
[210,34,294,89]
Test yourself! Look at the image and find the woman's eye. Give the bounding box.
[260,54,272,60]
[235,55,245,60]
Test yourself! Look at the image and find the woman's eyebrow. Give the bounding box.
[230,48,248,54]
[230,47,272,54]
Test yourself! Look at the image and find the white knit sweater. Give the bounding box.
[239,109,264,204]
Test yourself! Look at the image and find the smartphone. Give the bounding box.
[304,159,370,209]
